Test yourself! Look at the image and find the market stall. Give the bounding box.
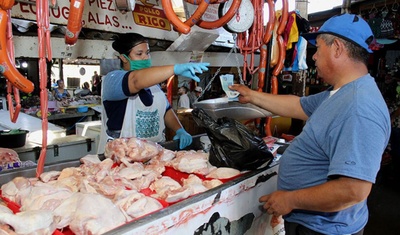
[0,0,292,234]
[0,135,284,235]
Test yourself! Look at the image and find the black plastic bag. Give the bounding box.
[192,108,273,171]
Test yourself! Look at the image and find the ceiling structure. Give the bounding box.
[11,0,395,65]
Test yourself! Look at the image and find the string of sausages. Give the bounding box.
[4,8,21,123]
[0,0,34,123]
[35,0,52,177]
[163,0,289,136]
[264,0,288,136]
[162,0,242,34]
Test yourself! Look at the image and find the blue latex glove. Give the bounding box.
[173,63,210,82]
[173,128,193,149]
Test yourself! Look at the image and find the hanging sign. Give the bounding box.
[133,4,171,31]
[10,0,179,40]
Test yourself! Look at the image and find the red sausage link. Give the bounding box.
[65,0,85,45]
[0,9,34,93]
[196,0,242,30]
[0,0,15,11]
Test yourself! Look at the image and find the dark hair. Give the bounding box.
[180,86,189,93]
[83,82,90,89]
[112,33,148,56]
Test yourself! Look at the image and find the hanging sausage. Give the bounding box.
[65,0,85,46]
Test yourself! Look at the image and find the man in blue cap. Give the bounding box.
[230,14,391,234]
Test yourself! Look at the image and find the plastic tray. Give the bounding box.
[193,97,273,120]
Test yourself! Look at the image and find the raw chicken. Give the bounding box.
[164,187,192,203]
[169,150,211,175]
[79,179,98,194]
[203,179,224,189]
[206,167,241,179]
[182,174,203,185]
[19,185,73,211]
[150,176,192,203]
[79,158,115,183]
[113,190,163,219]
[93,175,128,197]
[126,197,163,218]
[51,175,81,192]
[0,209,58,235]
[58,167,81,180]
[118,166,146,180]
[80,154,102,164]
[130,171,159,190]
[0,148,20,166]
[150,176,182,197]
[182,175,208,195]
[152,148,176,162]
[0,137,244,234]
[53,192,127,234]
[1,177,31,204]
[0,224,17,235]
[113,189,142,206]
[0,205,15,234]
[144,159,166,175]
[39,170,61,183]
[117,160,149,180]
[105,137,163,163]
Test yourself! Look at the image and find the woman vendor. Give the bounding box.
[98,33,209,153]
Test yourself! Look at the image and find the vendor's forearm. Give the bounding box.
[164,109,183,132]
[128,66,174,93]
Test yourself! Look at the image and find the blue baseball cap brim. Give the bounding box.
[302,14,374,53]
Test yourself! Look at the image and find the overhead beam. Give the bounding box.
[13,36,258,67]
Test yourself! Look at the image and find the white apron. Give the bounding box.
[98,86,167,154]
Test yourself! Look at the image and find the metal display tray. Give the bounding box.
[0,135,280,235]
[0,135,204,185]
[193,97,273,120]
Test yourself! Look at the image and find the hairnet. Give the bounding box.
[112,33,148,55]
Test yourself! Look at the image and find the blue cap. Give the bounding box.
[303,14,374,53]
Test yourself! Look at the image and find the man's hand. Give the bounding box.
[229,84,254,104]
[259,190,294,216]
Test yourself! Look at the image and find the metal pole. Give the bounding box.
[342,0,352,13]
[295,0,308,19]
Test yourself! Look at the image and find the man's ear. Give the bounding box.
[333,38,345,58]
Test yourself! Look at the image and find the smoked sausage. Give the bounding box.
[0,9,34,93]
[65,0,85,45]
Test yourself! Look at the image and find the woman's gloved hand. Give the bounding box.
[173,128,193,149]
[173,63,210,82]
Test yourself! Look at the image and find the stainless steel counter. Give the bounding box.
[10,135,96,165]
[105,164,279,235]
[0,135,280,235]
[0,157,279,235]
[0,110,65,133]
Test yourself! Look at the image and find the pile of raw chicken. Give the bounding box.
[0,137,242,235]
[0,148,20,170]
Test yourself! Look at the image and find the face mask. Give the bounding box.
[123,55,152,70]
